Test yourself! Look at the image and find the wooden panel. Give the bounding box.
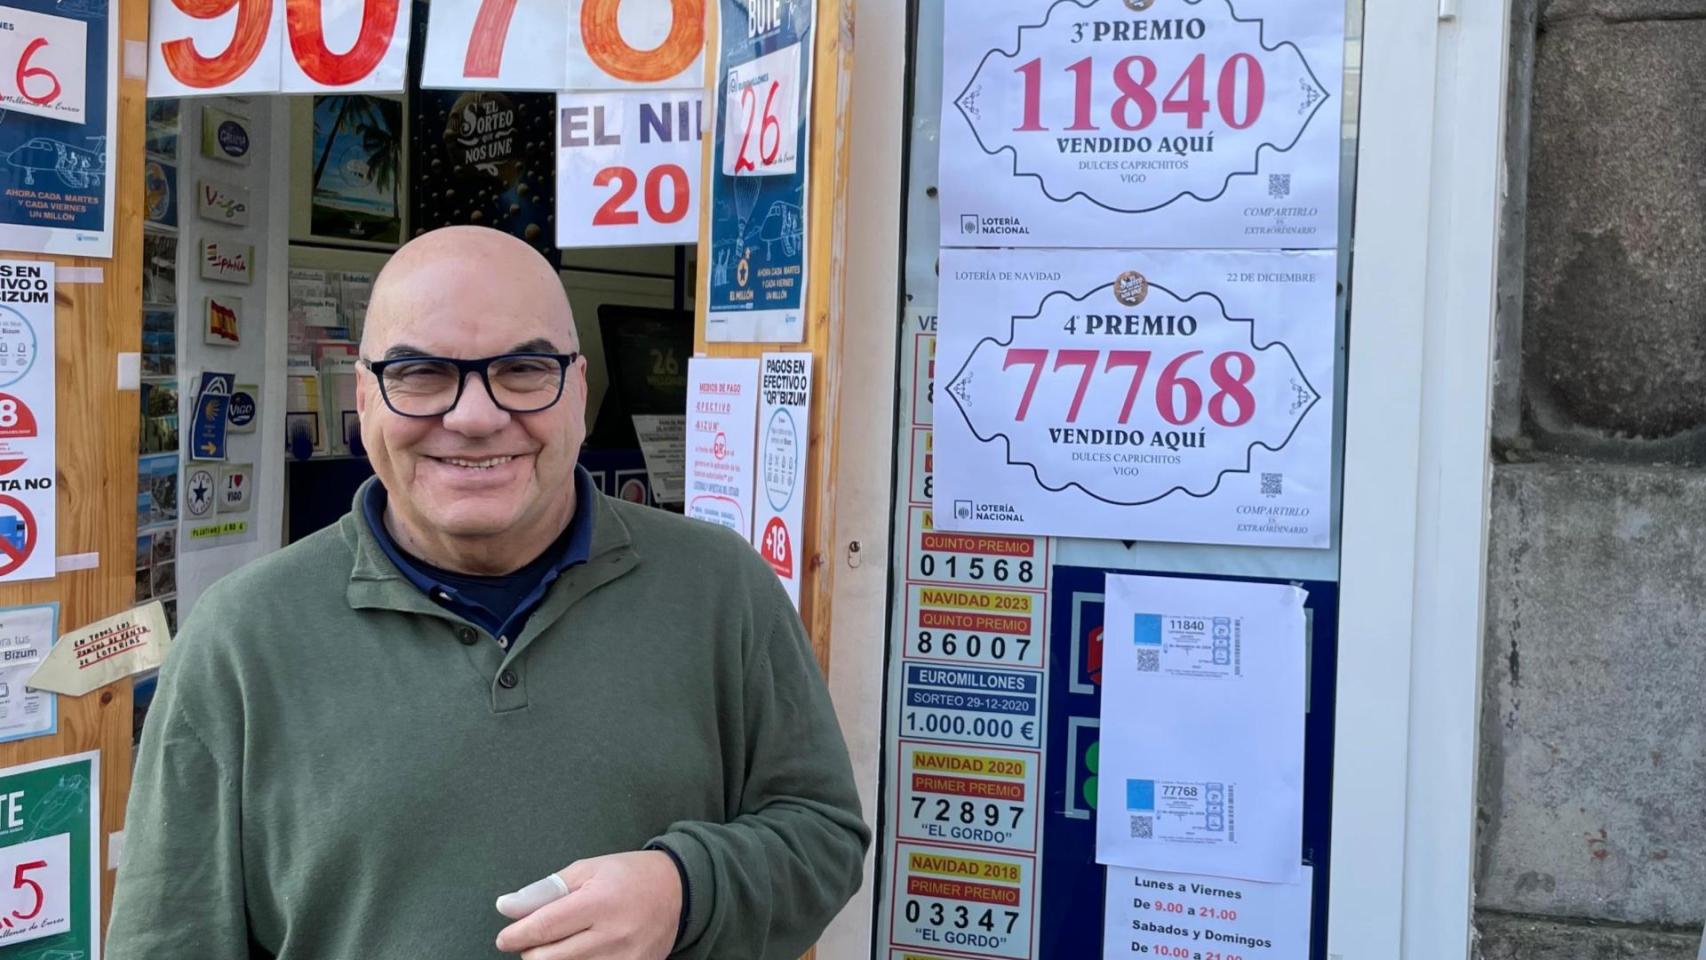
[0,0,147,937]
[695,0,857,679]
[696,6,857,956]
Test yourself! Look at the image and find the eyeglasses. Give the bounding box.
[362,352,580,418]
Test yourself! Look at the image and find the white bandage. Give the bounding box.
[495,872,571,919]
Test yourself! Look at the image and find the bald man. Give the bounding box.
[108,227,868,960]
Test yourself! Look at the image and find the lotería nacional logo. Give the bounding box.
[961,214,980,235]
[1114,270,1149,307]
[1124,0,1156,10]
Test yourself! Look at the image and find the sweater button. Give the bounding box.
[498,669,519,689]
[456,626,477,645]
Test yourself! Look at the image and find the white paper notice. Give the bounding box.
[420,0,568,91]
[933,247,1333,547]
[1096,575,1305,884]
[719,42,802,177]
[632,413,686,504]
[0,832,69,946]
[278,0,412,93]
[0,604,56,744]
[564,0,704,91]
[938,0,1344,249]
[1102,865,1313,960]
[753,353,810,607]
[556,90,703,249]
[0,261,57,583]
[146,0,285,98]
[685,357,759,538]
[0,8,88,123]
[27,600,172,698]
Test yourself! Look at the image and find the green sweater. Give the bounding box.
[108,488,869,959]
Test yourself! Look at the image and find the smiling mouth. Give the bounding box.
[432,455,519,470]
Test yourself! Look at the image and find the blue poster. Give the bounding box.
[1041,565,1339,959]
[705,0,814,343]
[189,372,232,462]
[0,0,117,257]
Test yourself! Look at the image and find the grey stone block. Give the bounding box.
[1541,0,1706,21]
[1522,19,1706,439]
[1475,911,1703,960]
[1478,463,1706,926]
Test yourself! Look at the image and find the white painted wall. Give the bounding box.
[175,97,287,617]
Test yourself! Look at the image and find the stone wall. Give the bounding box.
[1478,0,1706,954]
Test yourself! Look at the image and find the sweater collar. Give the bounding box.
[341,472,639,622]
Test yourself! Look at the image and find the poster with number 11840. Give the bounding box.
[939,0,1344,250]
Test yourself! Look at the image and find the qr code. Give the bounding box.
[1261,472,1283,496]
[1130,815,1154,839]
[1268,174,1291,199]
[1137,649,1160,672]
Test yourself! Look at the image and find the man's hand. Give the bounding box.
[495,851,682,960]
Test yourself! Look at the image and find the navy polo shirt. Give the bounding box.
[363,466,597,645]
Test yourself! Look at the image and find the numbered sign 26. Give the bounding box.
[421,0,703,91]
[719,38,800,177]
[148,0,410,96]
[557,90,702,248]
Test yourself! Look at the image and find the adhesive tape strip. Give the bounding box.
[56,552,99,572]
[123,40,147,80]
[494,873,570,918]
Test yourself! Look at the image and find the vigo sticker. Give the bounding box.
[904,583,1044,670]
[940,0,1343,249]
[890,844,1036,959]
[897,743,1038,853]
[899,663,1042,749]
[907,506,1046,590]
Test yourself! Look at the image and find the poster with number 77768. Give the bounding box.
[932,247,1334,547]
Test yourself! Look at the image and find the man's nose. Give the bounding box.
[439,371,511,435]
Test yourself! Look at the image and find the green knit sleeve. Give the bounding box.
[107,609,251,959]
[648,589,871,960]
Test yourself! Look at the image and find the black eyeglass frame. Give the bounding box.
[361,352,582,418]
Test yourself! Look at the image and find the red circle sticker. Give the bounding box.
[759,516,792,579]
[618,478,647,503]
[0,393,38,477]
[0,494,38,577]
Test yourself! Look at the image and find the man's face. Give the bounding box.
[357,242,586,548]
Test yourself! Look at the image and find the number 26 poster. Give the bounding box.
[0,0,117,257]
[705,0,815,343]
